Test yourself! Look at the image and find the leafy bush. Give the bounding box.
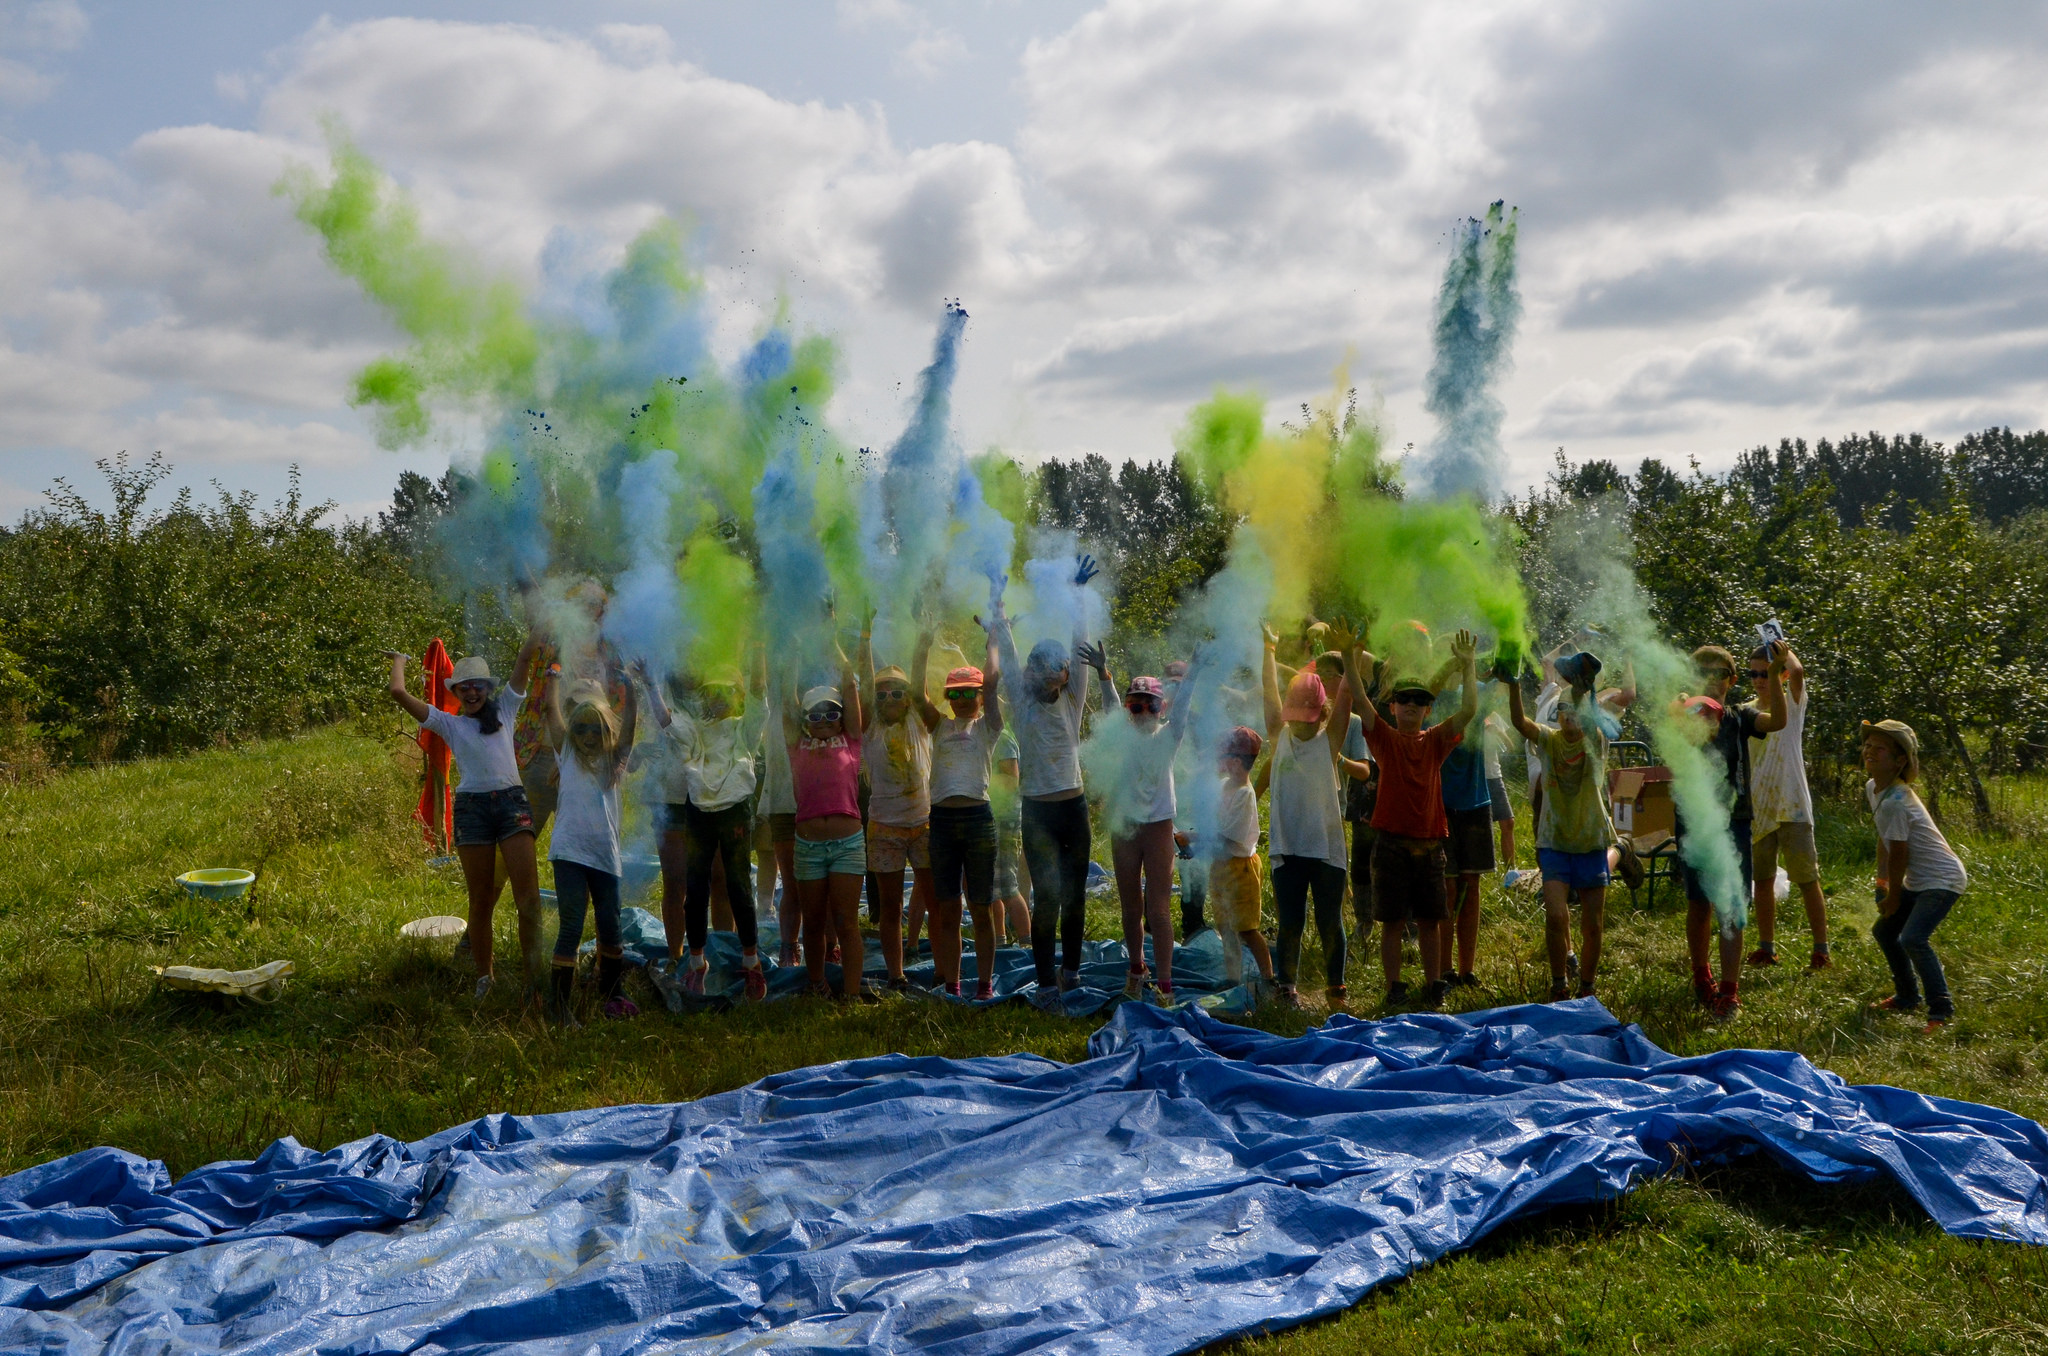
[0,455,454,761]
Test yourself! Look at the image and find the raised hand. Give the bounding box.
[1076,640,1109,677]
[1261,622,1279,649]
[1451,629,1477,663]
[1073,554,1101,588]
[1326,616,1359,654]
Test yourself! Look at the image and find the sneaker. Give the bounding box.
[1871,995,1921,1013]
[974,980,995,1001]
[743,966,767,1002]
[1747,946,1779,967]
[1124,965,1147,999]
[1614,835,1645,892]
[1692,970,1718,1008]
[1153,984,1175,1006]
[1501,868,1522,889]
[684,963,710,998]
[1384,981,1410,1006]
[887,974,911,993]
[778,943,800,969]
[1712,988,1741,1019]
[1920,1016,1950,1034]
[1029,985,1063,1014]
[1808,950,1833,971]
[1325,985,1349,1009]
[472,974,494,1001]
[827,944,842,966]
[1576,982,1596,999]
[602,995,640,1020]
[1565,952,1580,984]
[944,980,962,998]
[1277,984,1306,1009]
[1058,968,1081,994]
[1549,978,1571,1002]
[1455,971,1479,989]
[1424,979,1449,1009]
[807,980,833,999]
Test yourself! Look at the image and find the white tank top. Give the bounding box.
[1267,727,1346,870]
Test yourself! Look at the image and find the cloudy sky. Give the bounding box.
[3,0,2046,521]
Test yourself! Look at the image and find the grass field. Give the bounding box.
[1,719,2045,1352]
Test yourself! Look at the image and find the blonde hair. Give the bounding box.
[564,682,622,780]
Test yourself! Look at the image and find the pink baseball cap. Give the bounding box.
[1128,676,1165,699]
[1223,725,1263,763]
[943,666,985,690]
[1281,671,1328,721]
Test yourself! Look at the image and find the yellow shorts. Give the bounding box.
[1208,855,1265,934]
[1753,821,1819,886]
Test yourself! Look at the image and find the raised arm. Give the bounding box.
[542,654,567,752]
[1167,645,1205,739]
[1079,640,1117,712]
[1346,643,1383,733]
[1753,639,1789,734]
[636,660,673,730]
[1070,553,1100,711]
[383,650,432,723]
[1261,623,1283,736]
[1784,645,1806,705]
[982,624,1005,741]
[1505,675,1540,744]
[1320,619,1359,753]
[911,627,942,730]
[858,608,876,715]
[1444,629,1478,734]
[838,637,865,738]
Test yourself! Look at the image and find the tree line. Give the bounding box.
[4,427,2046,827]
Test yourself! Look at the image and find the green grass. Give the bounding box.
[1,720,2045,1352]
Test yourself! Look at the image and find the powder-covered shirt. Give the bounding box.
[548,744,623,877]
[1433,691,1491,812]
[997,628,1091,797]
[1365,720,1462,840]
[992,729,1021,831]
[682,713,759,812]
[1749,686,1813,834]
[512,644,630,777]
[864,716,933,826]
[1101,709,1183,829]
[1525,681,1561,791]
[759,693,796,816]
[420,686,525,793]
[1214,778,1260,860]
[1867,779,1969,895]
[793,732,862,824]
[931,715,1001,804]
[1534,723,1613,855]
[1267,727,1346,870]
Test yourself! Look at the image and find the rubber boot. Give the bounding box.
[597,953,624,1003]
[549,966,578,1028]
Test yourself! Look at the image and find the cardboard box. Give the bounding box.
[1608,765,1675,839]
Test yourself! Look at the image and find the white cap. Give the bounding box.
[802,685,843,712]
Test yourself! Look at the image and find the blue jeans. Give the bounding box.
[1872,888,1958,1020]
[553,859,622,962]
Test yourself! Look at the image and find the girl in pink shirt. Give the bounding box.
[786,640,868,998]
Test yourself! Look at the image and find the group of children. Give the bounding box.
[386,569,1968,1029]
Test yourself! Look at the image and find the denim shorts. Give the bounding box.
[794,829,866,881]
[1538,846,1610,890]
[453,787,536,847]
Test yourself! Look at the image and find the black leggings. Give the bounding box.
[1273,856,1348,989]
[930,803,997,906]
[553,860,621,961]
[684,802,758,953]
[1022,795,1091,984]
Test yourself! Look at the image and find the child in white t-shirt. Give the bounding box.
[1210,725,1276,993]
[1862,719,1967,1031]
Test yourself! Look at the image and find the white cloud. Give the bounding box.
[0,0,85,106]
[3,1,2048,518]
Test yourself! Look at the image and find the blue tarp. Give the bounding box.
[619,908,1263,1016]
[1,999,2042,1354]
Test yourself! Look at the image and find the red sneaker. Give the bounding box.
[1919,1016,1949,1034]
[1712,984,1740,1019]
[1693,970,1718,1007]
[1746,947,1779,967]
[743,966,767,1002]
[1808,950,1833,971]
[974,980,995,1001]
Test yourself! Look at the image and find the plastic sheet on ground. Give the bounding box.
[1,999,2043,1354]
[601,906,1263,1016]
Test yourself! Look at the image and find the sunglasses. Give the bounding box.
[804,707,843,723]
[570,721,604,738]
[943,688,980,701]
[876,687,910,700]
[1701,667,1733,679]
[1126,696,1161,713]
[1747,670,1769,681]
[1389,693,1431,706]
